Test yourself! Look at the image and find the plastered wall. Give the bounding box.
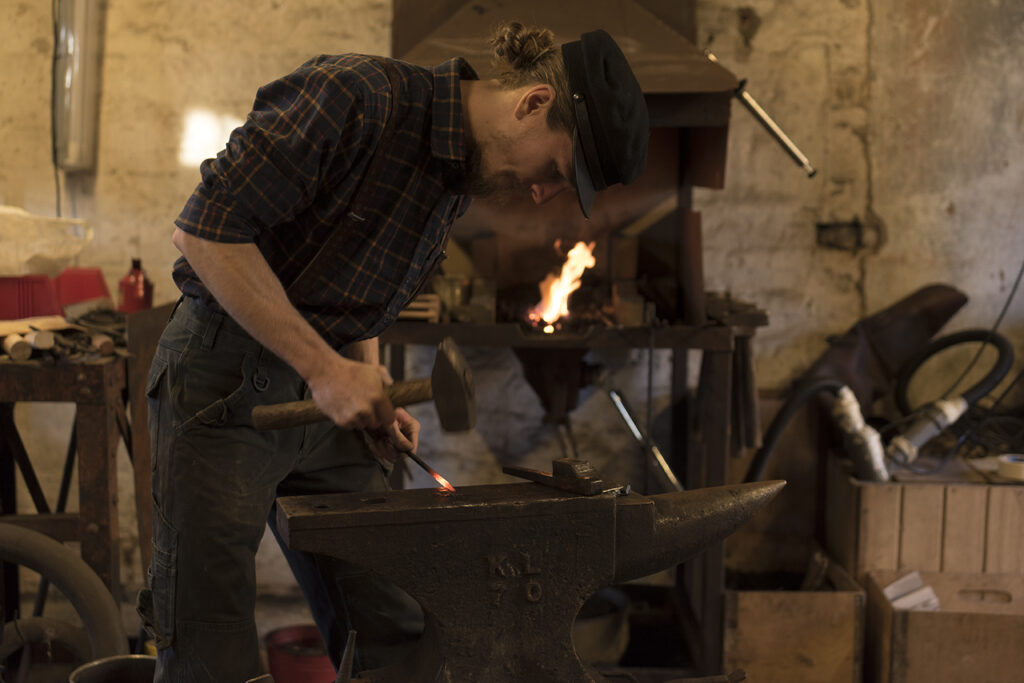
[695,1,1024,390]
[2,0,1022,599]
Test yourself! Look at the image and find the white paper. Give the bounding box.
[883,570,925,602]
[891,585,941,612]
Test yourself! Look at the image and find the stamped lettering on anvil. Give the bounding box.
[487,550,543,606]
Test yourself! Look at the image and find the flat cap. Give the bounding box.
[561,30,649,218]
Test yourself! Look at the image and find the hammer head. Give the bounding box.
[431,337,475,431]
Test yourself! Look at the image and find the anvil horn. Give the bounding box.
[614,480,786,582]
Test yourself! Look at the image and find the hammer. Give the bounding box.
[251,337,474,432]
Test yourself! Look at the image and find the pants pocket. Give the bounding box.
[143,508,178,649]
[176,350,255,434]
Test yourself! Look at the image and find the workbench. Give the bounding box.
[0,304,169,608]
[0,357,132,604]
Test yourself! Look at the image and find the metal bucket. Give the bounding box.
[265,624,336,683]
[68,654,156,683]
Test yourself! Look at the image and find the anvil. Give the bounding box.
[276,477,784,682]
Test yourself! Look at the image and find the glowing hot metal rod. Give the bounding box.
[405,451,455,493]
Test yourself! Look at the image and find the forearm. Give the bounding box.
[172,228,340,382]
[172,227,396,430]
[343,337,380,366]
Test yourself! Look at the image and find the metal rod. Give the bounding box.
[557,420,579,460]
[646,327,654,490]
[608,389,683,492]
[706,50,817,177]
[406,451,455,492]
[736,90,817,176]
[335,629,357,683]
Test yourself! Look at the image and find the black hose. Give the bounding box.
[744,379,845,483]
[894,329,1015,416]
[0,523,128,659]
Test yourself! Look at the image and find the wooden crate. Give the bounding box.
[824,455,1024,581]
[724,558,864,683]
[865,570,1024,683]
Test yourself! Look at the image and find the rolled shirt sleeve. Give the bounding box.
[174,58,371,244]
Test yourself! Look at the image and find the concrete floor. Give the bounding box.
[11,558,675,680]
[7,591,316,681]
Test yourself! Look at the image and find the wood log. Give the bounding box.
[2,334,32,361]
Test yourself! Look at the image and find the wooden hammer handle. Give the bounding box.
[251,378,432,431]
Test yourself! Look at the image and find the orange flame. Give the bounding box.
[527,241,596,333]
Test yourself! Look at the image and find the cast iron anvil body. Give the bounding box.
[277,479,783,682]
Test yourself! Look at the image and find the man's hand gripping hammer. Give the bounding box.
[251,337,475,432]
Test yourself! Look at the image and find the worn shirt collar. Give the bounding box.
[431,58,477,163]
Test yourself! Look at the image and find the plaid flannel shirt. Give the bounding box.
[173,55,475,348]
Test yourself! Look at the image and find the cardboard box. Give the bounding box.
[824,455,1024,582]
[724,557,864,683]
[865,570,1024,683]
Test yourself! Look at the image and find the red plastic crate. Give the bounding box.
[54,267,111,309]
[0,275,61,320]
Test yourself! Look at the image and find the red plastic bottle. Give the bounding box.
[118,258,153,313]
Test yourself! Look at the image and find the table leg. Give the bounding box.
[126,394,153,573]
[76,400,121,600]
[0,404,19,617]
[699,348,732,674]
[679,347,733,674]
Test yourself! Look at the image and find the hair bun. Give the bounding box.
[491,21,557,71]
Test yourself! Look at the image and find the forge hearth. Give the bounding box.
[513,347,592,424]
[499,280,617,329]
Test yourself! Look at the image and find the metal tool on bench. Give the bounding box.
[276,458,785,683]
[251,337,474,432]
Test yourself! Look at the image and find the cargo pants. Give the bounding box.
[137,296,423,683]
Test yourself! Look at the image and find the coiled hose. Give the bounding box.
[0,523,128,659]
[894,328,1015,416]
[745,329,1016,482]
[744,379,845,483]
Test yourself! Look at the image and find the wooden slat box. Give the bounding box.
[724,557,864,683]
[824,455,1024,581]
[865,570,1024,683]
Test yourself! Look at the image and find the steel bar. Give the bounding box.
[608,389,683,492]
[705,50,816,177]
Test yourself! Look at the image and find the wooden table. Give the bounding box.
[0,303,170,606]
[0,357,132,602]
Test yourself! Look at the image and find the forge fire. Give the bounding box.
[526,240,597,333]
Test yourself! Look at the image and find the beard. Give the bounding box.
[460,131,531,204]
